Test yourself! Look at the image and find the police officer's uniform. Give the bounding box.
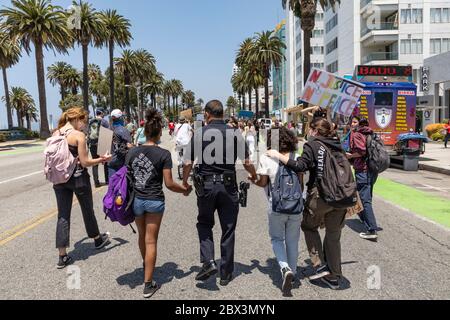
[188,120,249,280]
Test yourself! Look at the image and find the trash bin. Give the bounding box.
[394,134,428,172]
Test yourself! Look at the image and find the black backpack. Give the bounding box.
[269,154,303,215]
[315,141,358,209]
[366,134,390,174]
[109,131,129,170]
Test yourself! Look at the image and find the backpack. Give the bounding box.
[44,129,77,185]
[109,130,129,169]
[270,154,304,215]
[366,133,390,174]
[136,127,146,145]
[103,166,136,227]
[316,141,358,209]
[88,119,101,145]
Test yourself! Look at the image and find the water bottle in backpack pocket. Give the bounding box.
[270,154,304,215]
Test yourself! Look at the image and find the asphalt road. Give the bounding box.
[0,132,449,300]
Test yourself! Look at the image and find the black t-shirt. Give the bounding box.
[125,145,173,201]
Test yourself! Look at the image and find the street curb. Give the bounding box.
[419,164,450,176]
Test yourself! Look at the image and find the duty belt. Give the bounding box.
[202,173,236,185]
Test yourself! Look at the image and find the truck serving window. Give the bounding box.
[374,92,393,107]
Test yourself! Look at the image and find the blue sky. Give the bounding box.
[0,0,284,130]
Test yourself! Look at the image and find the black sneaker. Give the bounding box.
[321,276,340,290]
[309,264,331,280]
[143,281,160,299]
[195,261,218,281]
[219,274,233,286]
[281,268,294,296]
[360,230,378,241]
[57,255,73,269]
[94,232,111,250]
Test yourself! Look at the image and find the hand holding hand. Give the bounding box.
[100,152,112,163]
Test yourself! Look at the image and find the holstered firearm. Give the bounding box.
[193,165,205,197]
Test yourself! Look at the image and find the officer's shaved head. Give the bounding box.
[205,100,224,118]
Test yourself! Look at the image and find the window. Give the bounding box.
[431,38,441,54]
[401,9,423,24]
[375,92,394,107]
[430,8,449,23]
[326,37,338,54]
[296,34,301,44]
[312,29,324,38]
[315,13,324,21]
[326,14,338,33]
[296,49,302,59]
[326,61,338,73]
[401,39,422,54]
[443,38,450,53]
[312,63,324,69]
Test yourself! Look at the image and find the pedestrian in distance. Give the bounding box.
[87,108,110,188]
[108,109,134,178]
[126,109,192,298]
[49,107,112,269]
[347,117,380,241]
[252,127,304,296]
[182,100,258,286]
[444,119,450,148]
[135,120,147,146]
[267,118,353,290]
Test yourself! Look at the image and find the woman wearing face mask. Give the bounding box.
[267,118,348,291]
[53,107,112,269]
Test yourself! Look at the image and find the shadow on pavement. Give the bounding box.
[309,276,352,291]
[70,237,129,262]
[346,219,367,234]
[117,262,195,289]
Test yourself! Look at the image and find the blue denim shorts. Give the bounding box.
[133,198,165,216]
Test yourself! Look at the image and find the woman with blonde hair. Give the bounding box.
[53,107,112,269]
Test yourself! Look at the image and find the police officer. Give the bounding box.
[182,100,257,286]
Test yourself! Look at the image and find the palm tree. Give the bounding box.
[196,98,204,107]
[88,63,102,82]
[231,70,246,111]
[71,0,103,112]
[134,49,156,116]
[282,0,340,84]
[251,30,286,118]
[145,71,164,109]
[0,31,21,129]
[114,49,136,119]
[171,79,183,115]
[243,62,264,116]
[98,9,132,110]
[235,38,254,110]
[1,0,73,138]
[182,90,195,109]
[47,61,71,101]
[163,80,172,115]
[7,86,35,129]
[63,66,82,95]
[226,96,238,117]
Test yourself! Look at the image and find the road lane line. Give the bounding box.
[0,187,105,247]
[0,171,43,185]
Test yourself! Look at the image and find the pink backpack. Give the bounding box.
[44,129,77,185]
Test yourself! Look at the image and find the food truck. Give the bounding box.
[352,65,425,170]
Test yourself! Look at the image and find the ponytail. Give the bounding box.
[57,107,88,130]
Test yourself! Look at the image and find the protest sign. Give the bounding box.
[97,126,114,157]
[300,68,365,117]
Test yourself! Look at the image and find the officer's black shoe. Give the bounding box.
[219,274,233,286]
[195,261,218,281]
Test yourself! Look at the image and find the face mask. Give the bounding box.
[156,140,162,145]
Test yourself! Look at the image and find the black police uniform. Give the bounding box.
[188,120,249,279]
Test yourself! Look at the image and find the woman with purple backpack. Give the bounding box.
[52,107,112,269]
[125,109,192,299]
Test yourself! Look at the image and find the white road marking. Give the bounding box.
[0,171,43,185]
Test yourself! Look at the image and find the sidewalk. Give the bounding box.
[0,140,42,151]
[419,142,450,175]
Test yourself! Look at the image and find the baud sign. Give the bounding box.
[357,65,413,77]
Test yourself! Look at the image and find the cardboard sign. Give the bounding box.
[97,126,114,157]
[301,68,365,117]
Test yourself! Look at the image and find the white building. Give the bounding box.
[323,0,450,99]
[284,6,326,122]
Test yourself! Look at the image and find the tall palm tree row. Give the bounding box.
[0,31,21,129]
[0,0,73,138]
[114,49,136,119]
[282,0,340,84]
[4,86,36,130]
[71,0,104,112]
[98,9,132,111]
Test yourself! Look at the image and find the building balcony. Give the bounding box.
[361,0,398,13]
[361,22,398,37]
[362,51,399,64]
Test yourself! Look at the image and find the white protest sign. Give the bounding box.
[300,68,365,117]
[97,126,114,157]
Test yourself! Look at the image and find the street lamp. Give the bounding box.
[125,83,152,122]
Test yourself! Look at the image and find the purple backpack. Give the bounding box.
[103,166,135,228]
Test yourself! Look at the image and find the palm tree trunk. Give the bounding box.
[82,43,89,112]
[248,90,252,112]
[109,39,115,110]
[2,67,13,129]
[303,31,312,85]
[72,86,78,95]
[124,71,131,120]
[60,85,66,101]
[242,93,246,111]
[256,87,260,118]
[26,113,31,131]
[34,41,50,138]
[16,109,21,128]
[264,65,270,118]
